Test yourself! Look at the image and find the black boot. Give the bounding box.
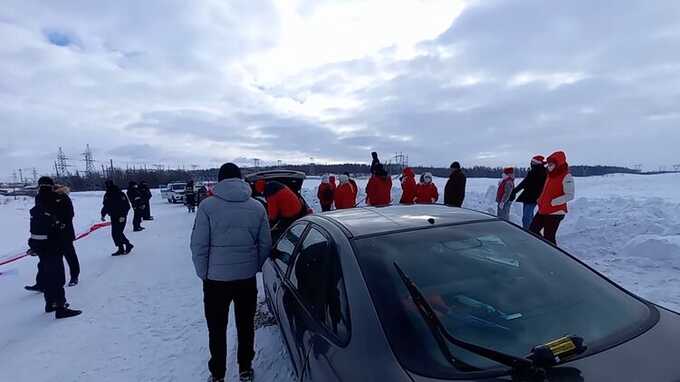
[133,227,145,232]
[124,243,134,254]
[239,369,254,382]
[68,278,78,287]
[55,306,82,319]
[111,246,126,256]
[25,284,44,293]
[46,302,69,313]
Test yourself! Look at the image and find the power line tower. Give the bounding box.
[55,147,72,177]
[82,144,96,176]
[253,158,261,168]
[32,168,38,183]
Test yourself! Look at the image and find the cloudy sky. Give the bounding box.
[2,0,680,180]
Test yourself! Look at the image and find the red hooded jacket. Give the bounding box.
[266,183,303,222]
[537,151,575,215]
[334,182,356,209]
[415,182,439,204]
[366,175,392,206]
[317,181,335,207]
[400,168,417,204]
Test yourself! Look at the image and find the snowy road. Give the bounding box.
[1,173,680,381]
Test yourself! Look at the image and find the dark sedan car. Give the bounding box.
[262,205,680,382]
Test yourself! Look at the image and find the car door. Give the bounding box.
[267,223,308,374]
[280,225,351,382]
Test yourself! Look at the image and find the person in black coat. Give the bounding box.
[139,181,154,221]
[511,155,548,229]
[27,177,81,319]
[101,180,134,256]
[185,180,196,213]
[444,162,467,207]
[126,181,145,232]
[54,185,80,286]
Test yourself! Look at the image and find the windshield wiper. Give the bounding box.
[393,262,586,377]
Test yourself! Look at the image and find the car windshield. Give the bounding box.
[171,184,186,190]
[354,221,652,378]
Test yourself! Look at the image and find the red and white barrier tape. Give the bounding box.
[0,222,112,268]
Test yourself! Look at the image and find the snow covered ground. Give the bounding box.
[1,173,679,381]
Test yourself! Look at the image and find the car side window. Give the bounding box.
[289,227,350,342]
[273,224,307,275]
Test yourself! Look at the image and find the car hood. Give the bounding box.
[409,306,680,382]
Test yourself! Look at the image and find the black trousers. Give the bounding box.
[143,202,152,219]
[38,252,66,308]
[320,203,332,212]
[530,214,565,245]
[35,240,80,285]
[132,208,143,230]
[111,218,130,247]
[203,277,257,379]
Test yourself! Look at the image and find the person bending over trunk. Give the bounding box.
[191,163,271,382]
[264,181,306,242]
[530,151,575,245]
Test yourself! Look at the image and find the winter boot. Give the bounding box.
[207,376,224,382]
[55,306,82,319]
[68,278,78,287]
[46,302,69,313]
[24,284,44,293]
[239,369,254,382]
[133,227,145,232]
[124,243,134,254]
[111,246,126,256]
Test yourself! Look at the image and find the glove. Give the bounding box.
[140,205,146,210]
[499,202,505,209]
[118,217,126,223]
[101,216,106,222]
[27,249,38,257]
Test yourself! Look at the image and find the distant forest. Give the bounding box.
[31,163,645,191]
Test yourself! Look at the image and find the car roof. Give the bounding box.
[314,204,496,238]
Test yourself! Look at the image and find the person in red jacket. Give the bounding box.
[530,151,575,245]
[264,181,305,241]
[317,175,335,212]
[415,172,439,204]
[400,168,417,204]
[366,165,392,206]
[334,174,357,209]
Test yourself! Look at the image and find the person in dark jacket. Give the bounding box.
[139,181,154,220]
[54,185,80,286]
[126,181,145,232]
[444,161,466,207]
[185,180,197,213]
[511,155,548,229]
[190,163,271,382]
[27,177,81,319]
[101,180,133,256]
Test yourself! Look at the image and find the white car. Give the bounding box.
[166,182,187,203]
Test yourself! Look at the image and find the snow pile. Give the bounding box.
[621,235,680,266]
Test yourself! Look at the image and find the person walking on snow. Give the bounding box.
[185,180,197,213]
[191,163,272,382]
[101,180,134,256]
[415,172,439,204]
[530,151,575,245]
[444,161,466,207]
[139,181,154,221]
[511,155,548,229]
[334,174,357,209]
[317,175,335,212]
[366,154,392,206]
[496,167,515,220]
[126,181,145,232]
[399,167,417,205]
[27,177,81,319]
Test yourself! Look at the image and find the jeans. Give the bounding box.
[530,214,565,245]
[203,277,258,379]
[497,202,512,220]
[522,203,537,229]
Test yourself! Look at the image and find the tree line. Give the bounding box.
[42,163,641,192]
